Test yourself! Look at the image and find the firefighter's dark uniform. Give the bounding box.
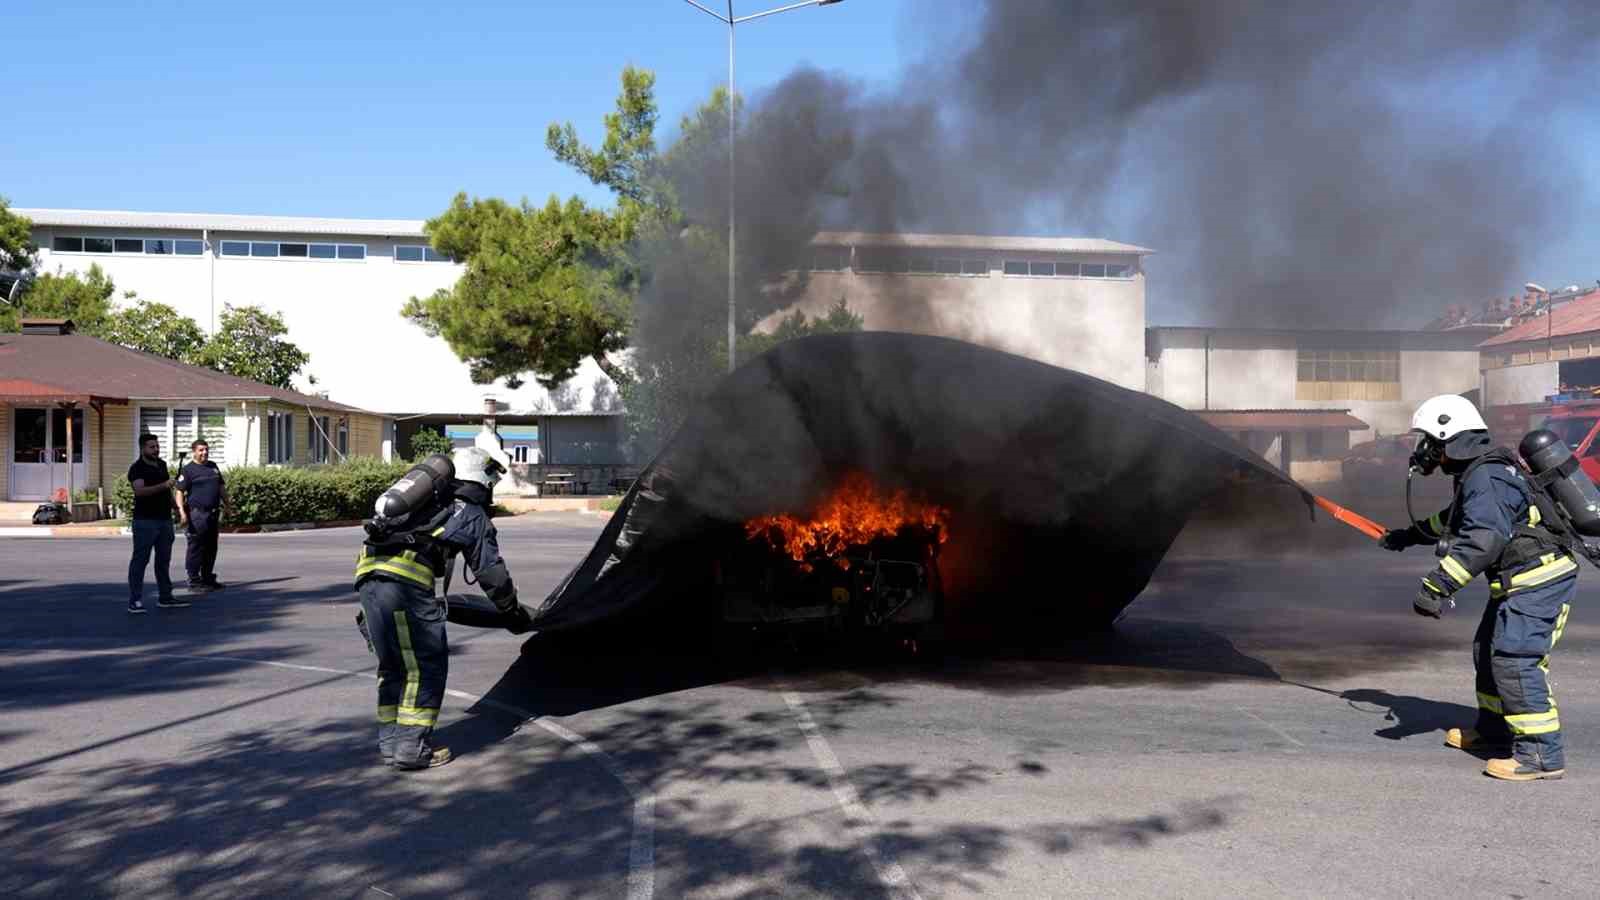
[354,495,519,768]
[1400,449,1575,773]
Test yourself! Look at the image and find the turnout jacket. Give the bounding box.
[355,498,519,612]
[1403,449,1578,602]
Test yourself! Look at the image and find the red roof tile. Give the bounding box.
[1479,289,1600,348]
[0,331,373,413]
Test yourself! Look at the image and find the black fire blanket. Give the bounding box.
[526,332,1312,636]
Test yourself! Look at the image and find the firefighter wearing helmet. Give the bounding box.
[1381,394,1576,781]
[354,442,532,770]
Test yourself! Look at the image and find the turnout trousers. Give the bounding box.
[1473,574,1576,771]
[358,577,448,766]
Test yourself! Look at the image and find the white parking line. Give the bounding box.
[1239,706,1305,749]
[13,647,655,900]
[782,691,923,900]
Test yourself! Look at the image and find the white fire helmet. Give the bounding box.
[1409,394,1488,442]
[451,445,510,489]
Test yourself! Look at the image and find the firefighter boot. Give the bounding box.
[1484,757,1564,781]
[1444,728,1508,751]
[392,746,453,771]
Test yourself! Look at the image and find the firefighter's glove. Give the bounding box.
[1413,580,1453,619]
[1380,529,1414,552]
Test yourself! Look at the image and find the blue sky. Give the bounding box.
[5,0,1596,320]
[4,0,915,217]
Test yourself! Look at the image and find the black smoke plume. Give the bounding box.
[645,0,1599,335]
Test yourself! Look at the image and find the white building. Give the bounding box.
[18,208,604,416]
[766,232,1152,391]
[1145,326,1486,481]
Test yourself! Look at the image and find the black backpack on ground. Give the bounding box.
[32,503,69,525]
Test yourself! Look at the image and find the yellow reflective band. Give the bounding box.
[1427,512,1445,536]
[431,526,446,536]
[378,704,398,724]
[395,610,421,715]
[1422,577,1446,595]
[1507,554,1577,591]
[1553,603,1571,645]
[1441,556,1472,587]
[397,706,439,726]
[1506,710,1560,735]
[1528,505,1542,526]
[355,561,434,589]
[1476,692,1504,714]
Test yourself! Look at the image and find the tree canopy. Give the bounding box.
[0,198,36,275]
[193,304,311,390]
[403,193,633,389]
[0,264,116,334]
[101,298,209,361]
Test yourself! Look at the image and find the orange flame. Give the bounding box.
[745,472,949,570]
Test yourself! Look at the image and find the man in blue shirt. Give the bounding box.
[175,439,227,592]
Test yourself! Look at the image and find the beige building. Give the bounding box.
[762,232,1152,391]
[1146,326,1486,482]
[1,320,389,504]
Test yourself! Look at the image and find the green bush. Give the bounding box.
[226,460,411,525]
[113,459,411,526]
[408,427,452,460]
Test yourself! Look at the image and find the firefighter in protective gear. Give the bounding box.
[1381,394,1575,781]
[354,445,531,770]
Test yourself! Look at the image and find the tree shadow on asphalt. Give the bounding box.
[0,696,1239,899]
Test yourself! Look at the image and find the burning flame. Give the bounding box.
[745,472,948,569]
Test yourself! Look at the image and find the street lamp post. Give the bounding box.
[681,0,845,373]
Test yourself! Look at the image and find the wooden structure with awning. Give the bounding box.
[1195,408,1371,483]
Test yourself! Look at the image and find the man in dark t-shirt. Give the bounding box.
[127,433,188,614]
[175,438,227,591]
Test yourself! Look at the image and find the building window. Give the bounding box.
[144,239,173,254]
[396,244,454,263]
[83,237,114,253]
[513,444,529,464]
[1056,262,1081,277]
[1029,261,1055,276]
[1002,260,1030,276]
[114,238,142,253]
[309,415,332,463]
[962,258,988,275]
[175,239,205,256]
[1296,349,1401,401]
[217,240,367,260]
[1106,262,1134,278]
[337,418,349,457]
[268,411,293,464]
[853,249,988,276]
[52,236,204,255]
[52,236,83,253]
[809,246,849,272]
[1080,263,1107,277]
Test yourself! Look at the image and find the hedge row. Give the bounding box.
[111,459,411,526]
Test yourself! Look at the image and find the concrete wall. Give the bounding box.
[1485,361,1558,408]
[760,259,1147,391]
[1148,331,1482,440]
[32,224,599,415]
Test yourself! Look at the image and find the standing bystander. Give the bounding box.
[127,434,189,614]
[175,439,227,592]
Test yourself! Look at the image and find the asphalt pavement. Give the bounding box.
[2,511,1597,898]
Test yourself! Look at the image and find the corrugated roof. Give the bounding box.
[0,330,376,414]
[15,208,428,238]
[811,231,1154,255]
[1197,409,1371,431]
[1479,289,1600,348]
